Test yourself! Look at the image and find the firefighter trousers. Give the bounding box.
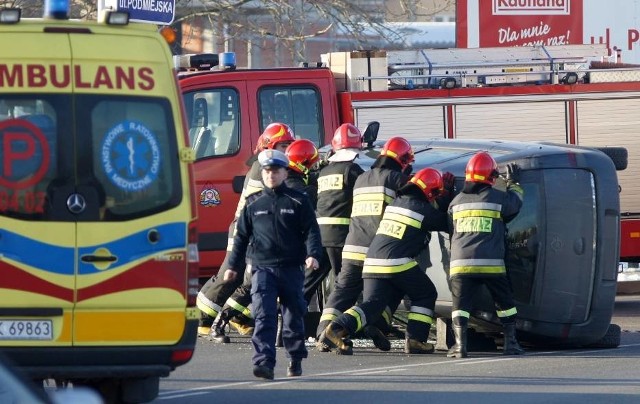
[450,275,517,324]
[303,247,341,305]
[196,251,245,324]
[251,264,308,369]
[317,259,399,338]
[336,264,438,342]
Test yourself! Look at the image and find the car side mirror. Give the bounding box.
[362,121,379,148]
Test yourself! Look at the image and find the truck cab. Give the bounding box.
[177,54,338,278]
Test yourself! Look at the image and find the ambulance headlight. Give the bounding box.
[44,0,69,19]
[0,8,21,24]
[219,52,236,70]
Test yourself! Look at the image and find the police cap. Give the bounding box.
[258,149,289,169]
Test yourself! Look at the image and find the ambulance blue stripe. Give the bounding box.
[1,231,75,275]
[1,222,186,275]
[77,222,186,275]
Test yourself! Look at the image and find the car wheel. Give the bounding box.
[587,323,621,348]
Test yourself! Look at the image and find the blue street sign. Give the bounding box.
[113,0,175,25]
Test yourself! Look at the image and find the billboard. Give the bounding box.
[457,0,640,64]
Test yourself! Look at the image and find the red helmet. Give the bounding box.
[410,168,444,201]
[380,137,414,170]
[331,123,362,151]
[465,151,499,185]
[259,122,296,150]
[285,139,320,174]
[254,133,266,154]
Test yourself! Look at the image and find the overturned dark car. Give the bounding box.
[325,133,624,349]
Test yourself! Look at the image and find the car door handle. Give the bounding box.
[81,255,117,263]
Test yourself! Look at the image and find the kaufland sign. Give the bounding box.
[457,0,640,64]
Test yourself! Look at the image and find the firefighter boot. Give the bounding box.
[447,324,468,358]
[229,315,255,336]
[502,323,525,355]
[317,322,353,355]
[208,312,231,343]
[364,325,391,351]
[404,339,435,354]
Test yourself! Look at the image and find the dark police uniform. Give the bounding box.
[229,178,322,374]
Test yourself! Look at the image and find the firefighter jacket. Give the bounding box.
[342,165,408,263]
[316,161,364,247]
[227,159,264,251]
[448,182,523,277]
[362,188,450,279]
[228,183,323,272]
[233,159,264,220]
[285,170,317,209]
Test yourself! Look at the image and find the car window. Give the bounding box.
[87,97,182,220]
[0,96,62,219]
[258,86,323,145]
[182,88,240,159]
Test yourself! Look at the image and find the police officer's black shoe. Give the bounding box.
[287,359,302,377]
[253,365,274,380]
[364,325,391,352]
[208,326,230,343]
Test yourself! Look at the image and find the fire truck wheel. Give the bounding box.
[595,147,628,170]
[587,323,621,349]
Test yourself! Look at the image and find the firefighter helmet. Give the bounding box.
[410,168,444,202]
[465,151,499,185]
[286,139,319,174]
[259,122,296,150]
[331,123,362,151]
[380,136,414,169]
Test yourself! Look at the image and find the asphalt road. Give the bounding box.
[153,295,640,404]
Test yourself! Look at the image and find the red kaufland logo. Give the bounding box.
[493,0,571,15]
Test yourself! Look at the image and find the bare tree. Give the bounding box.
[1,0,455,65]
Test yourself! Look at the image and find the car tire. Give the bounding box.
[595,147,628,170]
[587,323,621,348]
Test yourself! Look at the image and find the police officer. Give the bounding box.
[306,124,364,305]
[447,152,525,358]
[197,123,295,340]
[225,149,321,380]
[212,139,321,344]
[316,136,414,353]
[318,168,453,354]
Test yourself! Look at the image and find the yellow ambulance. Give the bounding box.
[0,3,199,403]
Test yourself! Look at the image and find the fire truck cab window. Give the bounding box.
[258,87,322,145]
[183,89,240,159]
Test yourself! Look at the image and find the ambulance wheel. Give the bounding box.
[587,323,621,349]
[595,147,628,170]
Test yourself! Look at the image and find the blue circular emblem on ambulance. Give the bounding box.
[101,120,161,191]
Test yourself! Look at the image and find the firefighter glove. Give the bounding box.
[505,163,520,183]
[442,171,455,191]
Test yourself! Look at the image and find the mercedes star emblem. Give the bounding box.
[66,193,87,214]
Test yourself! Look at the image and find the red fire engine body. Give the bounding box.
[177,44,636,279]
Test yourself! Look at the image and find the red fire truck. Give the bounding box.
[177,43,634,280]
